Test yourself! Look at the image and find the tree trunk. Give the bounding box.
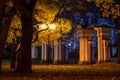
[15,10,33,73]
[10,50,16,69]
[0,0,22,72]
[15,0,36,73]
[0,0,7,73]
[15,15,33,73]
[11,41,21,69]
[0,26,12,72]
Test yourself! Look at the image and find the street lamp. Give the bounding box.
[40,23,56,64]
[40,24,47,29]
[40,23,56,44]
[48,23,56,29]
[32,23,56,43]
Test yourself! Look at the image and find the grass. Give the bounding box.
[0,62,120,80]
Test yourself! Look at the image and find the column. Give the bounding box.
[103,40,107,62]
[53,39,63,64]
[53,44,59,64]
[78,29,95,64]
[88,41,94,63]
[103,40,111,62]
[65,45,68,63]
[50,45,54,62]
[41,43,47,63]
[58,39,63,63]
[98,32,104,63]
[79,30,88,64]
[32,46,38,59]
[94,27,112,63]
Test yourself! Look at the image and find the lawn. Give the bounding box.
[0,62,120,80]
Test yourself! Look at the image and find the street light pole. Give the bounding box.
[47,29,51,63]
[39,23,56,64]
[47,24,56,64]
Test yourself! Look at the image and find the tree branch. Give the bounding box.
[52,0,67,23]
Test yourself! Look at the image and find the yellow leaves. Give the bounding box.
[33,18,72,46]
[7,15,22,43]
[111,7,116,14]
[6,31,15,43]
[110,4,120,18]
[102,10,110,18]
[33,0,72,45]
[56,18,72,33]
[34,0,60,23]
[10,15,22,29]
[94,0,120,18]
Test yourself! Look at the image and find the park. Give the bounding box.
[0,0,120,80]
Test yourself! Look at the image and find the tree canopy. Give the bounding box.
[7,0,72,46]
[87,0,120,18]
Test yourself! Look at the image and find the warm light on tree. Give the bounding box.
[7,15,22,43]
[6,0,72,46]
[40,24,47,29]
[49,23,56,29]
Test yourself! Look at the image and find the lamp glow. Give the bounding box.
[49,23,56,29]
[41,24,47,29]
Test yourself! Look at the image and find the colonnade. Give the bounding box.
[37,27,112,64]
[41,35,69,64]
[94,27,112,63]
[78,29,94,64]
[78,27,112,64]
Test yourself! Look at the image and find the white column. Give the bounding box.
[31,46,38,59]
[41,43,47,63]
[88,41,94,63]
[53,44,59,64]
[80,36,84,62]
[79,29,88,64]
[103,40,107,62]
[50,45,54,61]
[78,29,95,64]
[58,39,62,63]
[65,46,68,63]
[103,40,111,62]
[41,44,44,62]
[84,36,88,62]
[94,27,112,63]
[44,43,47,61]
[91,42,94,62]
[98,33,104,62]
[31,47,36,59]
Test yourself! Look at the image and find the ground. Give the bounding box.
[0,62,120,80]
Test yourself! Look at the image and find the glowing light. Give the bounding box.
[68,43,71,46]
[49,23,56,29]
[41,24,47,29]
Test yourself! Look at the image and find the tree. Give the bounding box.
[14,0,37,73]
[1,0,84,73]
[0,0,7,72]
[6,0,72,70]
[15,0,70,73]
[0,0,20,72]
[0,0,35,73]
[7,15,21,69]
